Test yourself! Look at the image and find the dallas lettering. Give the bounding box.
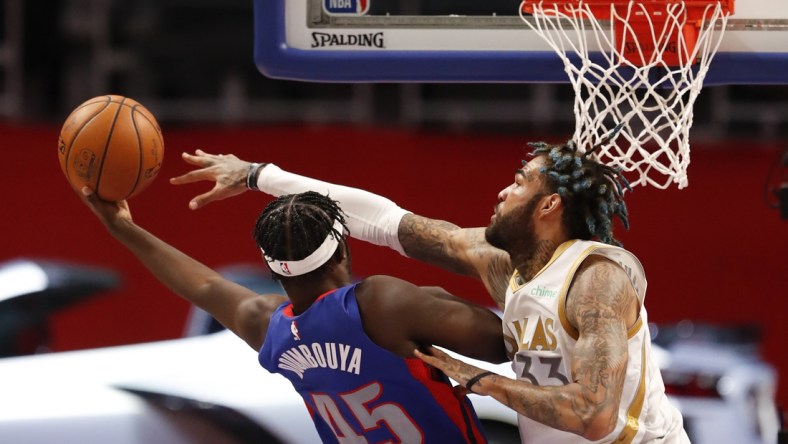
[311,32,384,48]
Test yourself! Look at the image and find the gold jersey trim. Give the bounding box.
[557,245,643,341]
[508,239,578,293]
[613,339,648,443]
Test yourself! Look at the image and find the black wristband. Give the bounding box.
[246,162,267,190]
[465,371,496,393]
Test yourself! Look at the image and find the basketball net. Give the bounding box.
[520,1,731,189]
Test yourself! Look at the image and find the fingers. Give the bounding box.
[81,186,125,207]
[188,188,223,210]
[423,345,446,358]
[80,186,97,203]
[173,149,250,210]
[170,168,215,185]
[189,194,209,210]
[413,347,438,365]
[180,150,220,167]
[180,151,209,168]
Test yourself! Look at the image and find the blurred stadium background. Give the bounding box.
[2,0,786,426]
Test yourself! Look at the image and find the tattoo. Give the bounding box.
[565,257,632,431]
[484,254,512,310]
[513,239,557,283]
[533,240,556,263]
[399,214,513,309]
[491,257,634,437]
[399,215,475,275]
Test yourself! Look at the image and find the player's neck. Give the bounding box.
[511,238,560,283]
[283,275,352,314]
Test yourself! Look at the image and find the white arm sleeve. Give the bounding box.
[257,164,410,256]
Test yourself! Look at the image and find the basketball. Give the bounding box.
[58,95,164,201]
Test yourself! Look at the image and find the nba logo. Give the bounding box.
[323,0,370,16]
[291,321,301,341]
[280,263,292,275]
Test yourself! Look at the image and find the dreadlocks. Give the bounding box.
[253,191,349,278]
[528,139,632,246]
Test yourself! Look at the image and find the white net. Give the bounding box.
[519,1,730,189]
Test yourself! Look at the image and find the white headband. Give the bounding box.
[263,219,344,277]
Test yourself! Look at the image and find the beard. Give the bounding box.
[485,195,542,259]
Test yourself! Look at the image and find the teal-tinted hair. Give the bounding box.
[528,137,632,246]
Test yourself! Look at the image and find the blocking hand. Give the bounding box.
[170,149,253,210]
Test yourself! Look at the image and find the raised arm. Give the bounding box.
[78,187,287,351]
[354,275,508,364]
[415,257,637,440]
[170,150,513,308]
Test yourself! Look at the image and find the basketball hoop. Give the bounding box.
[520,0,733,189]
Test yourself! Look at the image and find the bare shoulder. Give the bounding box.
[353,275,423,356]
[354,275,415,316]
[566,255,638,332]
[356,274,411,296]
[235,292,288,351]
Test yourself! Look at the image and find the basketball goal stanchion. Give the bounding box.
[520,0,734,189]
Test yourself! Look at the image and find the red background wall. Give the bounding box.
[2,123,786,406]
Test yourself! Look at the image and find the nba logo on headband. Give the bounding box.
[263,219,345,277]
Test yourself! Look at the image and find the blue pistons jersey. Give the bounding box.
[259,283,487,443]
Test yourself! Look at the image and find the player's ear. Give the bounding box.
[336,241,347,260]
[539,193,563,218]
[332,241,349,264]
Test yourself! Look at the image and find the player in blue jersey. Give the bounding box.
[78,185,507,443]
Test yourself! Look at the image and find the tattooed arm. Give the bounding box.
[398,214,512,309]
[416,256,638,440]
[171,150,513,309]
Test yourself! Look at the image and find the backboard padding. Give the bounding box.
[254,0,788,85]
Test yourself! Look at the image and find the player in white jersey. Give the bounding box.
[170,141,689,443]
[476,238,685,443]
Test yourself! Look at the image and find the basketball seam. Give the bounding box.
[129,107,165,193]
[94,97,127,199]
[130,107,163,139]
[63,97,112,187]
[123,106,145,201]
[70,95,114,114]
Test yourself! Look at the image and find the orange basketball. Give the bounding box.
[58,95,164,201]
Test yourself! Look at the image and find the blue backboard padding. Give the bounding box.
[254,0,788,85]
[704,52,788,85]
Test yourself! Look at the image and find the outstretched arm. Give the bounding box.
[78,187,287,351]
[170,150,513,308]
[415,258,636,440]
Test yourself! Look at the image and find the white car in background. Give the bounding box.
[0,260,781,443]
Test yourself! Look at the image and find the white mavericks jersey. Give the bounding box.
[502,239,688,444]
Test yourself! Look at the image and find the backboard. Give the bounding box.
[254,0,788,85]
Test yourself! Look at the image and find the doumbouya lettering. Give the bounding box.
[278,342,362,379]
